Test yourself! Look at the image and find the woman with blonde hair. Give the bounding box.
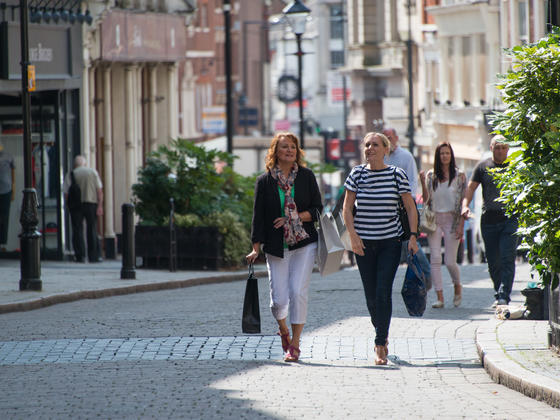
[246,132,322,362]
[342,132,418,365]
[420,142,467,308]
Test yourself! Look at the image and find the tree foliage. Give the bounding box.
[491,28,560,288]
[132,139,255,267]
[132,139,254,227]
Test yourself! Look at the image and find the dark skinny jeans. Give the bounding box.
[355,237,402,346]
[481,218,518,303]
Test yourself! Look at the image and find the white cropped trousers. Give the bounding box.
[265,242,317,324]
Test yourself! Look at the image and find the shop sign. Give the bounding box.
[274,120,291,131]
[327,71,351,106]
[0,22,78,80]
[202,106,226,134]
[101,10,186,62]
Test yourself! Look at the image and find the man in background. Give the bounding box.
[462,135,517,306]
[383,127,431,289]
[63,155,104,263]
[0,141,14,251]
[384,127,418,198]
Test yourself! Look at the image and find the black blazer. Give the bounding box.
[251,166,323,258]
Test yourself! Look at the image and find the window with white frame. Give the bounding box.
[329,4,345,68]
[330,4,344,40]
[330,51,345,68]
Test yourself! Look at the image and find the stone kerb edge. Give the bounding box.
[476,319,560,408]
[0,270,269,315]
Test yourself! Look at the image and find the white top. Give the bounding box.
[384,146,418,198]
[432,179,460,213]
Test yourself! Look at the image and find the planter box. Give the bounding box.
[135,225,225,270]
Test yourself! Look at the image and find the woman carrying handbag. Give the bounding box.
[246,132,322,362]
[419,142,467,309]
[342,132,418,365]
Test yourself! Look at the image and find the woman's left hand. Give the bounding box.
[408,236,419,255]
[273,217,287,229]
[455,227,464,240]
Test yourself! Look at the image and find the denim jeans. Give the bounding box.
[355,237,401,346]
[481,218,518,303]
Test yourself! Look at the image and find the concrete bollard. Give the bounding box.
[121,203,136,280]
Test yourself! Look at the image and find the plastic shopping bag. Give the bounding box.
[401,253,427,317]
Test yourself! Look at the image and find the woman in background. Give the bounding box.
[420,142,467,308]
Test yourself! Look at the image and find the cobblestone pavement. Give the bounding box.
[0,336,477,365]
[0,263,559,418]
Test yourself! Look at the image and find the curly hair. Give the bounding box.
[264,132,306,171]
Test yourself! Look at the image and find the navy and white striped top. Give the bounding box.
[344,164,411,240]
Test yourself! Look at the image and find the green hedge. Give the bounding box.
[492,28,560,289]
[132,139,255,267]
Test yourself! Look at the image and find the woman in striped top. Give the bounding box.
[342,132,419,365]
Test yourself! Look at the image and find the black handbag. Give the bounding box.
[242,264,261,334]
[401,253,427,317]
[393,169,411,241]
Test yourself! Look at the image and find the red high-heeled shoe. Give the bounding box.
[284,345,300,362]
[278,330,291,353]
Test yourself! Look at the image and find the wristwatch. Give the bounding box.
[409,232,418,237]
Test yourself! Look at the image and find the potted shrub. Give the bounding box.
[132,139,254,269]
[491,28,560,352]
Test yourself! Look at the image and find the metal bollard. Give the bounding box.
[169,198,177,272]
[121,203,136,279]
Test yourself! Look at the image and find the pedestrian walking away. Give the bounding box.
[383,126,431,285]
[246,132,323,363]
[420,142,467,309]
[462,135,517,306]
[342,131,418,365]
[63,155,104,263]
[0,141,15,251]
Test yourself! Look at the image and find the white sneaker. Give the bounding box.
[432,300,444,309]
[492,299,508,308]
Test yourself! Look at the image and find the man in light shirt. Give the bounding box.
[383,127,430,288]
[63,155,104,263]
[383,127,418,199]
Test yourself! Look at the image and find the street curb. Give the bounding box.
[476,319,560,409]
[0,270,269,315]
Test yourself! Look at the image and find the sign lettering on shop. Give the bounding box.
[101,11,186,62]
[29,44,53,62]
[0,22,77,80]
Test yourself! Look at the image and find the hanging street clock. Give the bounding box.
[277,75,299,103]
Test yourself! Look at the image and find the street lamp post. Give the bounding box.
[283,0,310,149]
[406,0,418,168]
[223,0,233,154]
[19,0,42,291]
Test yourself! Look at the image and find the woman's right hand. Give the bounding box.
[246,250,259,264]
[350,233,365,256]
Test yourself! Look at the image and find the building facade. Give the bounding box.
[0,1,84,258]
[425,0,550,172]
